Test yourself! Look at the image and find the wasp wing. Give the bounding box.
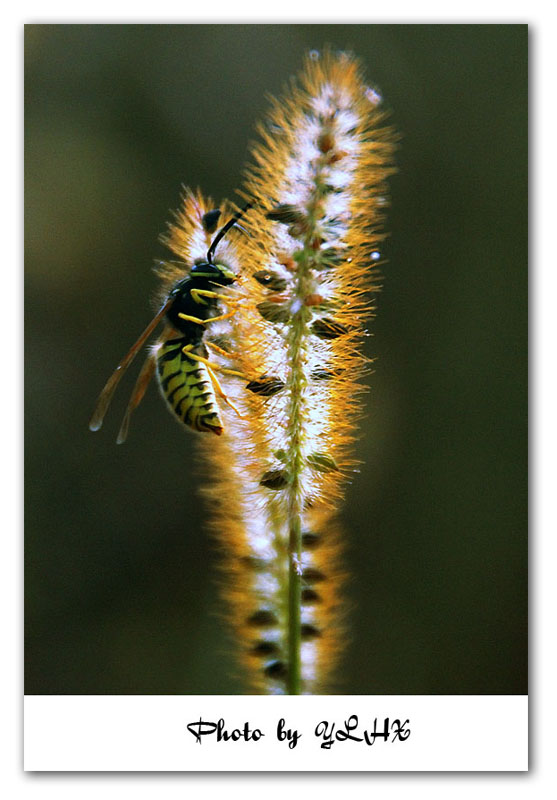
[89,297,173,433]
[115,352,157,444]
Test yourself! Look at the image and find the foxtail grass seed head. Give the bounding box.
[194,51,395,693]
[91,50,395,695]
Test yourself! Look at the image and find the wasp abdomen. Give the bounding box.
[156,340,223,435]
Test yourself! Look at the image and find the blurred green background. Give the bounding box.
[25,24,527,694]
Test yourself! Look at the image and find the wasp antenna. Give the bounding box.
[207,202,253,264]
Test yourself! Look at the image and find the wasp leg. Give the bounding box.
[192,288,253,318]
[206,340,239,359]
[178,307,238,326]
[205,364,247,421]
[182,343,245,377]
[191,288,240,306]
[177,312,205,325]
[116,353,157,444]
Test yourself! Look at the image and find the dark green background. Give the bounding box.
[25,24,527,694]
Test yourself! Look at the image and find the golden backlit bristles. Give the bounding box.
[159,52,395,693]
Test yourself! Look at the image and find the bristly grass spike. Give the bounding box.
[89,50,396,697]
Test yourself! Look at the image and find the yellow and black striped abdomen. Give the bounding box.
[156,339,224,435]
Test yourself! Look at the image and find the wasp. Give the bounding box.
[89,204,252,442]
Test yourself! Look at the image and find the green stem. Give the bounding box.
[285,152,328,694]
[285,300,307,694]
[287,508,302,694]
[285,253,313,695]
